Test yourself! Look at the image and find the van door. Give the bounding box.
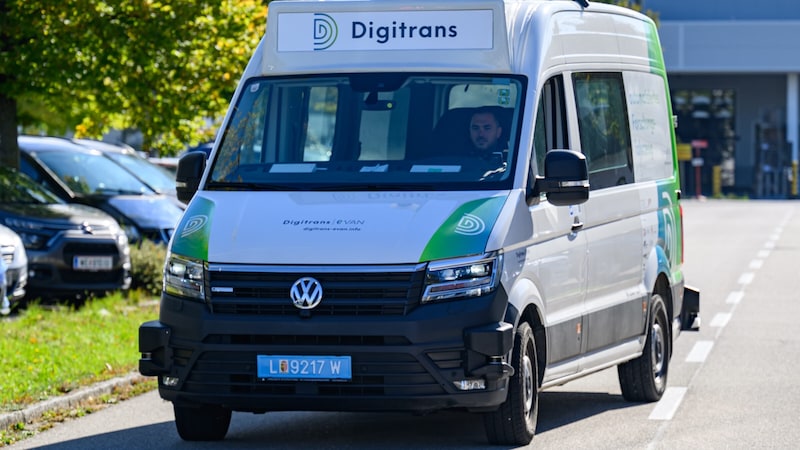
[532,76,587,379]
[572,72,648,360]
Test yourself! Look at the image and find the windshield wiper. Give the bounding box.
[312,184,436,191]
[207,182,435,192]
[207,181,296,191]
[93,188,148,196]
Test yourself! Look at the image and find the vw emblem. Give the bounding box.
[290,277,323,309]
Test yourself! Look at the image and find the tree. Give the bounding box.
[0,0,269,169]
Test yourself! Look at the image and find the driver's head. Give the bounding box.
[469,110,503,151]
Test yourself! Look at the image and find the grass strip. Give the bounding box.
[0,291,158,412]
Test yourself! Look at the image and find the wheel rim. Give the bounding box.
[650,319,666,390]
[522,348,534,418]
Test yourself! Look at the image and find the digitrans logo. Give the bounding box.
[352,20,458,45]
[455,213,485,236]
[314,13,338,50]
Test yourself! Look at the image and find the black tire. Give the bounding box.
[174,403,232,441]
[483,321,539,445]
[618,293,670,402]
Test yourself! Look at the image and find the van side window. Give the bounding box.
[573,72,633,189]
[533,75,568,176]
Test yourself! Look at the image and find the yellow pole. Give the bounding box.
[713,165,721,198]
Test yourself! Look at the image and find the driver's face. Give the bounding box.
[469,113,502,151]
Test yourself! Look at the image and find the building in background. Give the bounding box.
[643,0,800,198]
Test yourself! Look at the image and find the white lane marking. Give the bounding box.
[738,272,754,285]
[686,340,714,363]
[749,259,763,270]
[649,387,688,421]
[758,250,770,259]
[709,312,731,328]
[769,233,780,241]
[764,241,775,249]
[726,291,744,304]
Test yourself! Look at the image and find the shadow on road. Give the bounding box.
[24,390,635,450]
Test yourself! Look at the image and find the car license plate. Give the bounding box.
[73,256,114,271]
[257,355,352,381]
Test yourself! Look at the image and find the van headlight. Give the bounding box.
[422,253,502,303]
[163,253,206,300]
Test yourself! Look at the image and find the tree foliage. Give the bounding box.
[0,0,269,168]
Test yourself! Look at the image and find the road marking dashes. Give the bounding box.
[686,340,714,363]
[737,272,754,285]
[649,387,687,421]
[709,313,731,328]
[725,291,744,304]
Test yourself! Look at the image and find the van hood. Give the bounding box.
[171,191,511,265]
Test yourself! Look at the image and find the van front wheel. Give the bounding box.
[618,293,669,402]
[483,321,539,445]
[174,403,232,441]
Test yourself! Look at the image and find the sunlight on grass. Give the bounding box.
[0,291,159,412]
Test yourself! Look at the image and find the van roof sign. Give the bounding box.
[277,10,494,52]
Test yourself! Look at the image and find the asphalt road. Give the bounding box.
[9,199,800,449]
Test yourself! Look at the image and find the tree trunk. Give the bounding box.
[0,93,20,170]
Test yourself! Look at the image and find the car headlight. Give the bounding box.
[422,253,502,303]
[3,218,56,250]
[163,252,206,301]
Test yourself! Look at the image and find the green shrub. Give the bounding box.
[129,240,167,296]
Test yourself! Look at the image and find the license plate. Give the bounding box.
[257,355,352,381]
[73,256,114,271]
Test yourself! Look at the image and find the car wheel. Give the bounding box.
[618,293,669,402]
[483,321,539,445]
[174,403,232,441]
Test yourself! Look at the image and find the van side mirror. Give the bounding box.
[533,150,589,206]
[175,151,207,203]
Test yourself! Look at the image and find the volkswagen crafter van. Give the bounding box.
[140,0,700,444]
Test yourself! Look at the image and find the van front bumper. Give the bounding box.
[139,291,514,413]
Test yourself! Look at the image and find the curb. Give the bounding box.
[0,372,147,431]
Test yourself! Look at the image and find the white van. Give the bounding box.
[140,0,700,444]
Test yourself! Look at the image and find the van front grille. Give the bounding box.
[207,264,427,317]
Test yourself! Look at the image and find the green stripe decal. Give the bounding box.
[171,196,214,261]
[646,21,666,73]
[420,196,506,262]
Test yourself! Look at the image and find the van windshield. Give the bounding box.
[208,73,524,191]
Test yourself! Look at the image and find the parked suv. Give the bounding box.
[0,224,27,314]
[0,167,131,300]
[18,136,184,244]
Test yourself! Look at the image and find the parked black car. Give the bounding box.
[0,167,131,300]
[18,136,184,244]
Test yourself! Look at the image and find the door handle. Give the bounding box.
[571,219,584,232]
